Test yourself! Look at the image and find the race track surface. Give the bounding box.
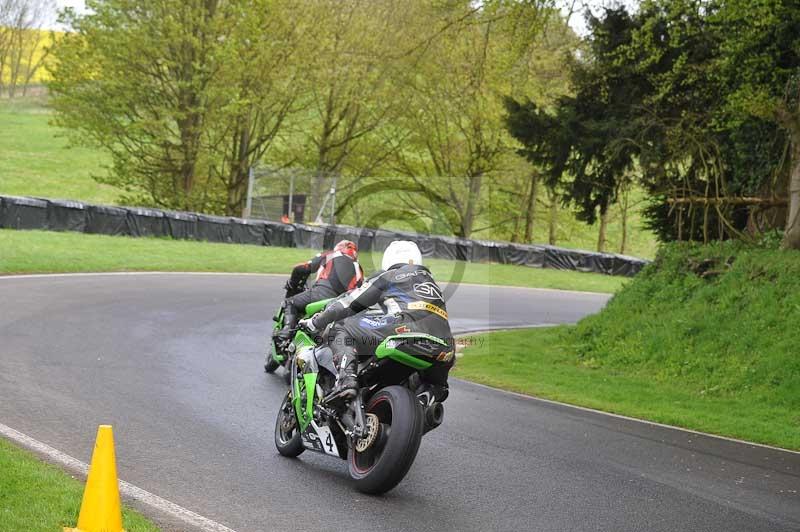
[0,273,798,532]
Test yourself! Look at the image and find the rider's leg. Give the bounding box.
[328,314,402,399]
[276,287,331,340]
[328,324,359,399]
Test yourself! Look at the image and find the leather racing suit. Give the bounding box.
[309,263,454,399]
[279,251,363,338]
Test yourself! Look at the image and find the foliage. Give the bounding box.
[43,0,664,254]
[48,0,232,212]
[48,0,309,215]
[505,1,800,249]
[0,95,659,257]
[353,2,562,239]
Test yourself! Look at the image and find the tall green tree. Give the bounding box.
[271,0,412,220]
[507,7,644,250]
[713,0,800,249]
[508,1,800,249]
[49,0,232,211]
[367,1,553,238]
[205,0,307,216]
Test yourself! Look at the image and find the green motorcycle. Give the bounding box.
[273,325,450,494]
[263,279,332,375]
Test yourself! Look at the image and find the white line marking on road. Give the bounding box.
[452,377,800,456]
[0,422,238,532]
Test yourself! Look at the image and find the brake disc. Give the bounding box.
[280,403,296,432]
[355,413,380,452]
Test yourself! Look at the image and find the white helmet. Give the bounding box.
[381,240,423,270]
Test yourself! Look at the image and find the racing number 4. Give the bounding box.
[325,432,333,452]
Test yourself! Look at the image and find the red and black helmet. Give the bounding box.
[334,239,358,260]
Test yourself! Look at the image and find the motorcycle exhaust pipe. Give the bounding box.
[424,402,444,433]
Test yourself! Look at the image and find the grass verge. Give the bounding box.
[454,243,800,450]
[0,229,626,293]
[0,96,117,204]
[0,438,159,532]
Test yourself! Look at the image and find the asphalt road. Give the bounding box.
[0,273,798,532]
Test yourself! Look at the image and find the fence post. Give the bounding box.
[244,166,254,218]
[288,173,295,222]
[330,175,337,225]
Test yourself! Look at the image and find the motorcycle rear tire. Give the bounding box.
[348,385,423,494]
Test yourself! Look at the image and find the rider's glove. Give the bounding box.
[298,317,319,333]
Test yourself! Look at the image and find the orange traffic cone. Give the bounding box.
[64,425,125,532]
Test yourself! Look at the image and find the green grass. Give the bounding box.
[0,229,626,292]
[0,438,159,532]
[455,242,800,450]
[0,96,118,204]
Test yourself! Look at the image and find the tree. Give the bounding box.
[508,1,800,250]
[364,1,553,238]
[50,0,240,212]
[0,0,54,97]
[713,0,800,249]
[506,7,645,251]
[204,0,307,216]
[271,0,412,221]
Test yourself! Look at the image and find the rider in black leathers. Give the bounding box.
[301,241,454,402]
[275,240,363,342]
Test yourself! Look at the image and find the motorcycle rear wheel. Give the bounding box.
[274,394,304,457]
[348,385,423,494]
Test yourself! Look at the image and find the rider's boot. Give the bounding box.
[276,304,298,342]
[327,351,358,402]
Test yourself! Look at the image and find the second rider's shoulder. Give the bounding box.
[390,264,433,281]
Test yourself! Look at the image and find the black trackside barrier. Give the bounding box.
[579,252,611,275]
[432,235,472,261]
[0,194,649,277]
[46,199,87,233]
[510,243,547,268]
[86,204,130,236]
[610,254,647,276]
[543,245,588,272]
[263,221,295,247]
[126,207,168,238]
[229,217,266,246]
[165,210,198,240]
[0,196,48,230]
[471,239,503,264]
[196,213,232,243]
[293,224,325,249]
[324,225,375,254]
[372,229,416,253]
[414,235,437,258]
